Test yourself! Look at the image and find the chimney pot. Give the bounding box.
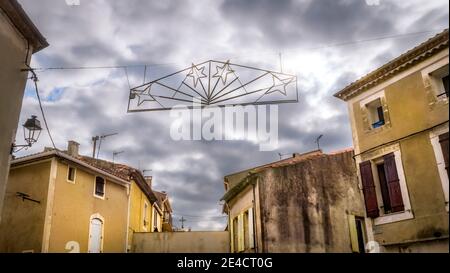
[144,176,152,188]
[67,140,80,157]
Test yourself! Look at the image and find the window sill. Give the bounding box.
[374,210,414,226]
[94,194,105,200]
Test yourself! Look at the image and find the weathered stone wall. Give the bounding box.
[257,151,364,252]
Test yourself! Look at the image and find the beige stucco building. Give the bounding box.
[0,0,48,224]
[222,149,366,253]
[334,30,449,252]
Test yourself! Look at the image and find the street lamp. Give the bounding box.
[11,115,42,153]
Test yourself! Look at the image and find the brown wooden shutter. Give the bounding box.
[383,153,404,212]
[359,161,379,218]
[439,132,449,178]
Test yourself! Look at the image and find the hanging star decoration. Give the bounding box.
[130,84,156,106]
[265,74,294,96]
[213,61,235,84]
[187,63,207,88]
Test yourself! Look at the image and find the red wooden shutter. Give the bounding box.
[359,161,379,218]
[383,153,404,212]
[439,132,449,178]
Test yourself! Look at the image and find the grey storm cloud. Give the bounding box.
[16,0,449,230]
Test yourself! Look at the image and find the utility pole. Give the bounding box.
[179,216,186,229]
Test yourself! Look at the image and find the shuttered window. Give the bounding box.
[383,153,404,213]
[248,208,255,249]
[237,214,244,252]
[439,132,449,178]
[359,161,379,218]
[94,177,105,197]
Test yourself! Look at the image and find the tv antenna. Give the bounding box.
[92,133,118,159]
[112,150,124,163]
[278,152,291,160]
[315,134,324,150]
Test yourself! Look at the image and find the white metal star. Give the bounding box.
[131,85,156,106]
[213,61,234,84]
[265,74,294,96]
[187,63,207,88]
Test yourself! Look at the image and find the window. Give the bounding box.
[67,166,76,183]
[232,209,255,253]
[143,202,149,230]
[153,206,159,232]
[442,75,449,98]
[359,90,390,132]
[94,177,105,198]
[366,98,385,129]
[430,126,449,211]
[439,132,449,178]
[232,217,238,253]
[359,149,413,225]
[430,65,449,98]
[243,211,249,249]
[348,215,366,253]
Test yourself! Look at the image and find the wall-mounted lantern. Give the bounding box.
[11,115,42,153]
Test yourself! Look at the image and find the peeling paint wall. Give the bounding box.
[257,151,364,253]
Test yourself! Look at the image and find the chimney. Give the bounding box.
[67,140,80,157]
[144,176,152,188]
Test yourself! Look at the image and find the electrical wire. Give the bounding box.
[28,29,445,72]
[26,65,58,151]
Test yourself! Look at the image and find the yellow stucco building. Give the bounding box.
[335,30,449,252]
[0,141,129,253]
[0,141,173,253]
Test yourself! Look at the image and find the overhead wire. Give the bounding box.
[27,29,444,73]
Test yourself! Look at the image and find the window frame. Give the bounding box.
[359,90,391,133]
[358,144,413,225]
[429,123,449,212]
[143,201,149,231]
[421,59,449,104]
[66,165,76,184]
[93,176,106,200]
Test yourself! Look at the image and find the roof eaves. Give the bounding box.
[334,29,449,101]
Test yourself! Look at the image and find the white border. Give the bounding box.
[429,122,449,212]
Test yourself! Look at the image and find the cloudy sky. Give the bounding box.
[16,0,448,230]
